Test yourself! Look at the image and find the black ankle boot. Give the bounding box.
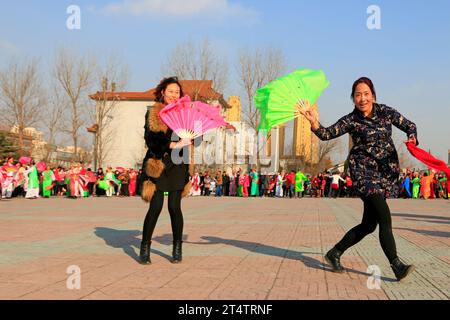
[172,240,182,263]
[139,240,152,264]
[390,257,415,281]
[325,247,345,273]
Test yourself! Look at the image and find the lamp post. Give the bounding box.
[270,126,280,173]
[87,123,98,169]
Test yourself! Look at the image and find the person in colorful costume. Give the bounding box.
[189,172,201,196]
[411,172,421,199]
[249,168,259,197]
[295,170,308,198]
[42,167,55,198]
[25,163,39,199]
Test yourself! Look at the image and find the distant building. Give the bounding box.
[226,96,241,122]
[0,124,34,156]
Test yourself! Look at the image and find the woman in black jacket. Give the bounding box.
[139,76,193,264]
[300,77,417,281]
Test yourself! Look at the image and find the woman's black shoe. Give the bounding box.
[390,257,415,281]
[324,247,345,273]
[172,240,182,263]
[139,240,152,264]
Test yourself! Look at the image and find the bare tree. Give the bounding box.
[237,47,285,130]
[89,54,130,169]
[314,139,342,173]
[237,47,285,170]
[54,48,95,161]
[0,59,45,155]
[77,135,93,165]
[317,139,342,166]
[40,89,65,162]
[163,38,229,94]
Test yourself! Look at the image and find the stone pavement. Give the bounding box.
[0,196,449,300]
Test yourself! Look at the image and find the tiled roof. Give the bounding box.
[89,80,223,102]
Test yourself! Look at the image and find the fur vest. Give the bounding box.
[141,102,193,202]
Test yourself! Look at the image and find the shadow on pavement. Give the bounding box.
[394,227,450,238]
[152,234,189,245]
[186,235,395,281]
[392,212,450,222]
[94,227,172,262]
[93,230,397,281]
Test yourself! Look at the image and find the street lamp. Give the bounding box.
[87,123,98,169]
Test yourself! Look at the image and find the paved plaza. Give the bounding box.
[0,196,449,300]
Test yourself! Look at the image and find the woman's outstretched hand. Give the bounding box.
[405,136,417,146]
[170,138,192,149]
[297,100,320,131]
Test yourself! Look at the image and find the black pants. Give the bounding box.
[334,193,397,262]
[87,182,95,196]
[142,190,183,242]
[120,183,129,196]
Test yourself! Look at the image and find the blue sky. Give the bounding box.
[1,0,449,162]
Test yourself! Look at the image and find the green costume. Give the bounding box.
[65,176,71,196]
[438,176,448,195]
[411,177,420,199]
[42,170,54,197]
[250,171,259,196]
[295,171,308,193]
[28,166,39,189]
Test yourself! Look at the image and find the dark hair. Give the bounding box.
[351,77,376,101]
[155,76,184,103]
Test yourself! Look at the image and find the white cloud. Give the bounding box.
[101,0,259,21]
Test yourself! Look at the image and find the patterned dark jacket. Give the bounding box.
[313,103,418,198]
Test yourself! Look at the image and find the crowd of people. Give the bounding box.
[0,156,143,200]
[189,169,349,198]
[399,169,449,199]
[189,168,449,200]
[1,156,448,201]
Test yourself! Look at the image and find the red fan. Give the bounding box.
[405,142,450,177]
[159,95,231,139]
[115,167,125,173]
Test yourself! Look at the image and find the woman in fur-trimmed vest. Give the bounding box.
[139,76,193,265]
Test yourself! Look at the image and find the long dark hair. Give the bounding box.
[154,76,184,103]
[351,77,376,101]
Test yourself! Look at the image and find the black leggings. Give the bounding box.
[142,190,184,242]
[335,193,397,262]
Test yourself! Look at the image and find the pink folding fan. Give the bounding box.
[158,95,231,139]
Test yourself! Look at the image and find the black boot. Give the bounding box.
[390,257,415,281]
[324,247,345,273]
[172,240,182,263]
[139,240,152,264]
